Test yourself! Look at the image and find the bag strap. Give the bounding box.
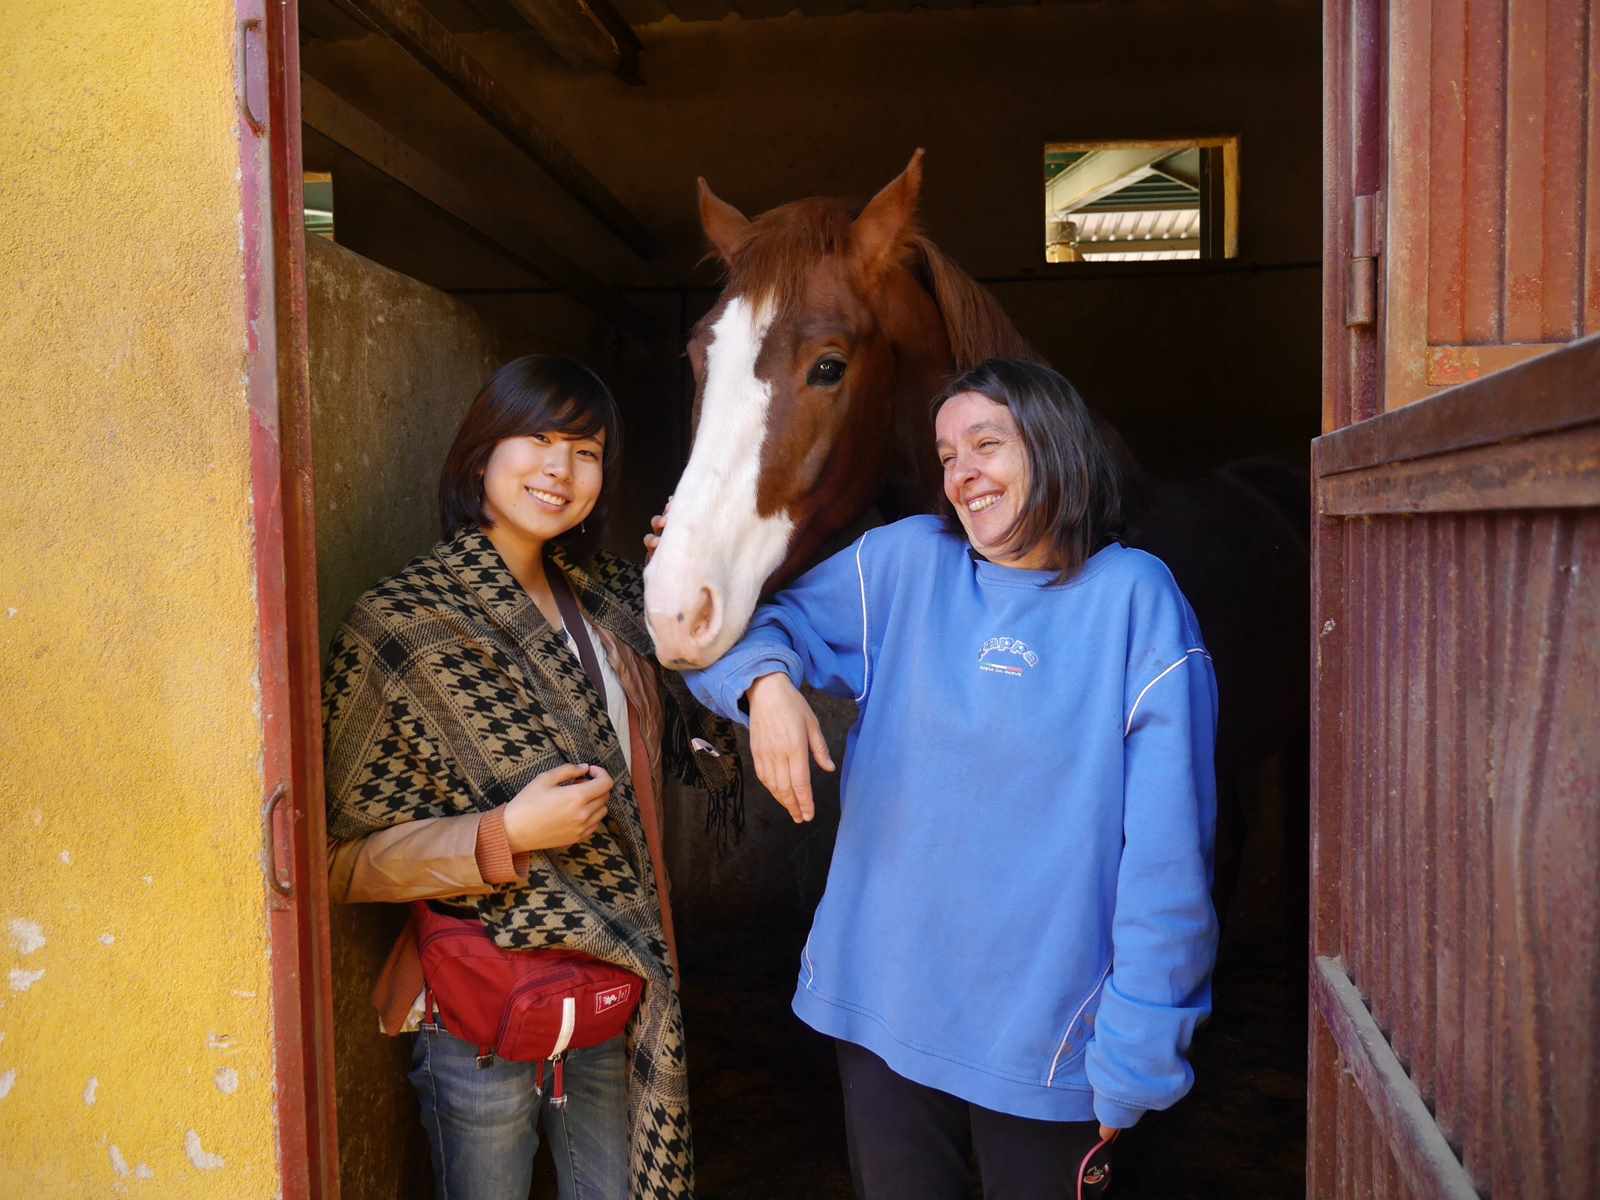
[547,562,606,699]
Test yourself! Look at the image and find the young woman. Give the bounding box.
[683,358,1218,1198]
[322,355,738,1200]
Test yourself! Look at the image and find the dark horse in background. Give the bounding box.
[643,150,1308,935]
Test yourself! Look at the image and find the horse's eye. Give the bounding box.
[807,357,847,388]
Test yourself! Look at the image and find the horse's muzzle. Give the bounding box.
[644,584,723,669]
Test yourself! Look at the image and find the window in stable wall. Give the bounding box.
[1044,138,1239,263]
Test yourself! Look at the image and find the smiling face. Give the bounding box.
[480,427,605,554]
[935,390,1051,570]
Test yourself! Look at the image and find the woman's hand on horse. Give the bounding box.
[503,762,614,851]
[642,495,672,561]
[746,672,834,823]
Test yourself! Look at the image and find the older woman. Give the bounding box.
[683,358,1218,1199]
[323,355,737,1200]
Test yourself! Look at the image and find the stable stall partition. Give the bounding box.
[305,235,515,1197]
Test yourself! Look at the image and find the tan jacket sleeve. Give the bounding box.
[327,808,530,905]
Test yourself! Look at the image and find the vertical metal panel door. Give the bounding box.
[1313,1,1600,1197]
[242,0,341,1193]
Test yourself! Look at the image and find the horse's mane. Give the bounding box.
[717,196,1038,371]
[906,236,1038,370]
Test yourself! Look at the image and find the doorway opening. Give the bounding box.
[288,1,1322,1195]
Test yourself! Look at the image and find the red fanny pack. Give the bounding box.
[414,900,643,1102]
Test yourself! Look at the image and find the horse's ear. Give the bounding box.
[698,177,751,266]
[851,148,924,276]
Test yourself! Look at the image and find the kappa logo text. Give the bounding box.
[978,636,1040,677]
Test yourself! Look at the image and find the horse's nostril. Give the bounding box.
[688,587,720,646]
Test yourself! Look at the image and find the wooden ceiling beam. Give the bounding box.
[300,74,652,335]
[506,0,643,82]
[336,0,655,258]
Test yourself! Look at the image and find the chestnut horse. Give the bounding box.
[642,149,1028,667]
[642,149,1310,932]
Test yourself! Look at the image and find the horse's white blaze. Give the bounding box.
[644,295,794,666]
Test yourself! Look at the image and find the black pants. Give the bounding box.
[835,1039,1117,1200]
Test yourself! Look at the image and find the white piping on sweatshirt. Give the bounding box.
[852,531,873,702]
[1123,648,1211,737]
[1047,959,1113,1086]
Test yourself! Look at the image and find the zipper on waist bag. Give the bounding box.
[492,975,580,1060]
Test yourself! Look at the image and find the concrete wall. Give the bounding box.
[312,235,521,647]
[309,235,507,1198]
[0,2,281,1195]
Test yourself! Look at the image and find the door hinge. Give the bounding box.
[1345,192,1381,328]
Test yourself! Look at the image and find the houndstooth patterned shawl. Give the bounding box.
[323,528,740,1198]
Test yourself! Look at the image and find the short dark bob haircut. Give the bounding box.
[438,354,623,560]
[930,358,1123,584]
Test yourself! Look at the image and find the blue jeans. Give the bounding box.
[410,1022,629,1200]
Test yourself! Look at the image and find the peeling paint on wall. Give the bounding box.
[84,1076,98,1105]
[8,968,44,992]
[7,919,45,955]
[0,1069,15,1100]
[110,1145,130,1177]
[184,1130,225,1172]
[214,1068,239,1095]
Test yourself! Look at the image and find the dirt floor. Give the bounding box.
[682,763,1308,1200]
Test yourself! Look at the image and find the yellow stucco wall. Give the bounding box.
[0,2,281,1195]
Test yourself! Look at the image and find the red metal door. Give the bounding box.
[239,0,340,1194]
[1312,1,1600,1196]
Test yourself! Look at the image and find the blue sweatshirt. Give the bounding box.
[685,516,1218,1127]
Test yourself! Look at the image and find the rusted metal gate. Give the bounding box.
[1313,1,1599,1196]
[244,0,340,1195]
